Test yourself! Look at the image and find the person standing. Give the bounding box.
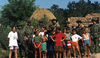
[82,28,91,58]
[34,29,42,58]
[85,18,100,55]
[16,24,27,58]
[74,19,85,55]
[36,20,43,32]
[7,26,18,58]
[63,21,72,33]
[51,27,67,58]
[51,19,60,31]
[45,25,54,58]
[23,20,33,58]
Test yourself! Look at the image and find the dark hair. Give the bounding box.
[41,25,46,29]
[49,25,54,31]
[72,29,77,34]
[33,28,36,30]
[11,26,16,31]
[66,27,70,30]
[56,27,61,31]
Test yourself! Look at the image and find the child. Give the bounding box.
[63,28,71,58]
[82,28,91,58]
[39,25,47,37]
[7,26,18,58]
[34,29,42,58]
[71,29,82,58]
[41,37,47,58]
[51,27,67,58]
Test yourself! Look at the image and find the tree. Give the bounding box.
[50,4,59,12]
[1,0,38,26]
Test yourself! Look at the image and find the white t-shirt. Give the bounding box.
[39,31,48,37]
[71,34,82,42]
[39,32,44,37]
[8,31,18,47]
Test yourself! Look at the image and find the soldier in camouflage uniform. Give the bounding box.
[23,20,33,58]
[36,20,43,31]
[51,19,60,31]
[88,18,100,54]
[63,21,72,33]
[16,24,27,58]
[74,19,85,55]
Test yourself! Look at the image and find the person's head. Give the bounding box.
[65,21,70,26]
[76,20,82,26]
[35,29,40,35]
[27,20,31,26]
[63,28,67,33]
[84,28,88,33]
[51,19,57,24]
[56,27,61,33]
[39,21,43,26]
[42,37,46,42]
[66,28,70,33]
[41,25,46,31]
[17,24,22,29]
[49,25,54,31]
[33,28,36,32]
[72,29,77,34]
[92,18,97,24]
[12,26,16,32]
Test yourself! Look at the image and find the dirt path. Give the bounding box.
[92,53,100,58]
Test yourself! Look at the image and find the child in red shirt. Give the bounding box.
[51,27,67,58]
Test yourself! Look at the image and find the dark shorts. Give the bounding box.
[63,41,67,48]
[42,51,46,54]
[55,46,63,52]
[9,46,18,50]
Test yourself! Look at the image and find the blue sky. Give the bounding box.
[0,0,100,10]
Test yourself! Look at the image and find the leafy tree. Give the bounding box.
[1,0,38,26]
[50,4,59,12]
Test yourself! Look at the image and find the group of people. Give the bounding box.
[7,18,100,58]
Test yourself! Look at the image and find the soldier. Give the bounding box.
[86,18,100,55]
[63,21,72,33]
[36,20,43,31]
[16,24,27,58]
[51,19,60,31]
[74,19,85,55]
[23,20,33,58]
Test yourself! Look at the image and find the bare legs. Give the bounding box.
[72,46,81,58]
[9,49,17,58]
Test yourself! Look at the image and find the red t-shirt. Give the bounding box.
[52,32,66,46]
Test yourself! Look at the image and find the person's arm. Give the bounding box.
[61,36,67,42]
[34,42,37,48]
[84,25,88,27]
[89,34,91,46]
[78,35,82,42]
[51,36,55,42]
[7,38,10,41]
[37,42,41,48]
[99,30,100,41]
[45,36,48,41]
[16,32,18,40]
[82,34,84,46]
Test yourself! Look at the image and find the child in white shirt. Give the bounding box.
[7,26,18,58]
[82,28,91,58]
[71,29,82,58]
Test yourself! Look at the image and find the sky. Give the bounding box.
[0,0,100,10]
